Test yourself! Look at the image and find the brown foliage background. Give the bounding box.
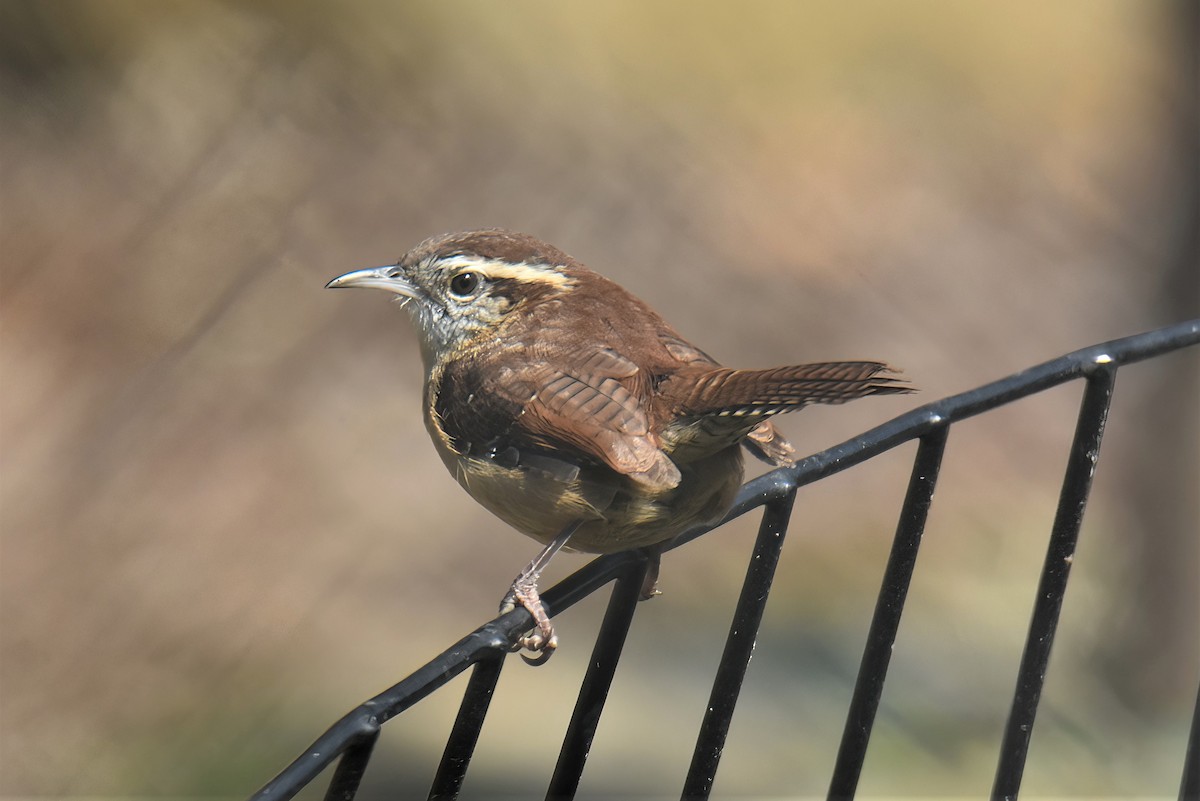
[1,1,1196,796]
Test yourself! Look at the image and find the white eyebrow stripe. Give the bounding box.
[437,255,576,289]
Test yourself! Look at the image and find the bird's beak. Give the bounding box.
[325,267,419,299]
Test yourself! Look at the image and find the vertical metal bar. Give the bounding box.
[682,490,798,800]
[992,368,1117,800]
[1181,676,1200,801]
[323,730,380,801]
[428,656,505,800]
[545,559,650,800]
[828,427,949,800]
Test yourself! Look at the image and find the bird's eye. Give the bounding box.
[449,271,481,297]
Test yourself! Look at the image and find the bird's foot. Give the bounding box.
[638,546,663,601]
[498,521,581,666]
[499,578,557,666]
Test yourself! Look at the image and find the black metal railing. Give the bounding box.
[252,318,1200,801]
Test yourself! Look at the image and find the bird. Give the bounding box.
[327,229,909,663]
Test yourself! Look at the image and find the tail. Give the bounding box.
[670,361,911,419]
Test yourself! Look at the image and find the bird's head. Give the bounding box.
[327,229,579,367]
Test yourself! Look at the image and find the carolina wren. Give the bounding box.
[328,229,908,662]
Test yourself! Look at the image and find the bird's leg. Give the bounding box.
[499,520,581,664]
[638,544,664,601]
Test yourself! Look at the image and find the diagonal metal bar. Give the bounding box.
[682,489,799,800]
[828,426,950,800]
[324,730,379,801]
[547,557,651,800]
[992,367,1118,800]
[1179,676,1200,801]
[429,656,505,800]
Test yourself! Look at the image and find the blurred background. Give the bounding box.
[1,1,1196,797]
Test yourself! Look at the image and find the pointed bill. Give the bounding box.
[325,267,419,298]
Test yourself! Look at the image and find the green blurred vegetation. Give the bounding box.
[1,1,1195,797]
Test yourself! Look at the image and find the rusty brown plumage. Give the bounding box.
[327,229,913,661]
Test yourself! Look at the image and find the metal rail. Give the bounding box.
[252,318,1200,801]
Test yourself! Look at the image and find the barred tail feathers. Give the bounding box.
[672,361,911,419]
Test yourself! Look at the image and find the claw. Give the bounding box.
[520,643,556,667]
[498,592,517,617]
